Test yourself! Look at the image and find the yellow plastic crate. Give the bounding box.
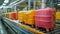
[56,12,60,20]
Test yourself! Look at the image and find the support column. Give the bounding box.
[28,0,31,10]
[41,0,46,8]
[14,6,16,12]
[50,0,54,8]
[33,0,36,9]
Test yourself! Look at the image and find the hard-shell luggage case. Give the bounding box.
[12,12,18,20]
[18,11,25,22]
[25,10,35,26]
[9,12,12,19]
[35,7,56,32]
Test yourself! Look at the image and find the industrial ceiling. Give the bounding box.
[0,0,16,6]
[0,0,4,5]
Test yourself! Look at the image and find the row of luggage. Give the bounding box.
[3,12,18,20]
[3,7,56,32]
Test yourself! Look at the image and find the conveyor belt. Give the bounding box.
[46,27,60,34]
[56,21,60,24]
[0,17,7,34]
[2,17,34,34]
[56,21,60,26]
[2,17,60,34]
[3,17,44,34]
[2,20,17,34]
[46,21,60,34]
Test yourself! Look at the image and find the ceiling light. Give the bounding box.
[0,6,3,8]
[0,7,2,8]
[4,0,9,3]
[58,4,60,5]
[3,3,6,5]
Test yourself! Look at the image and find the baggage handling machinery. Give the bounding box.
[0,18,7,34]
[2,17,60,34]
[2,17,34,34]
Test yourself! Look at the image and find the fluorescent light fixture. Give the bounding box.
[9,0,19,5]
[3,3,6,5]
[0,6,3,8]
[0,7,2,8]
[4,0,9,3]
[57,4,60,5]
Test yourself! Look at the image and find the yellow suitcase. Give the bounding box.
[23,12,28,24]
[7,13,9,18]
[9,12,12,19]
[25,10,35,26]
[18,11,26,22]
[5,13,7,17]
[4,13,6,17]
[56,12,60,20]
[5,14,6,17]
[6,14,8,18]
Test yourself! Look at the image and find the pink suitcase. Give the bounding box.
[35,7,56,32]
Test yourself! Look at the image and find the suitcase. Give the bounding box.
[6,13,9,18]
[56,12,60,20]
[12,12,18,20]
[23,12,28,24]
[18,11,26,22]
[9,12,12,19]
[5,14,6,17]
[25,10,35,26]
[35,7,56,32]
